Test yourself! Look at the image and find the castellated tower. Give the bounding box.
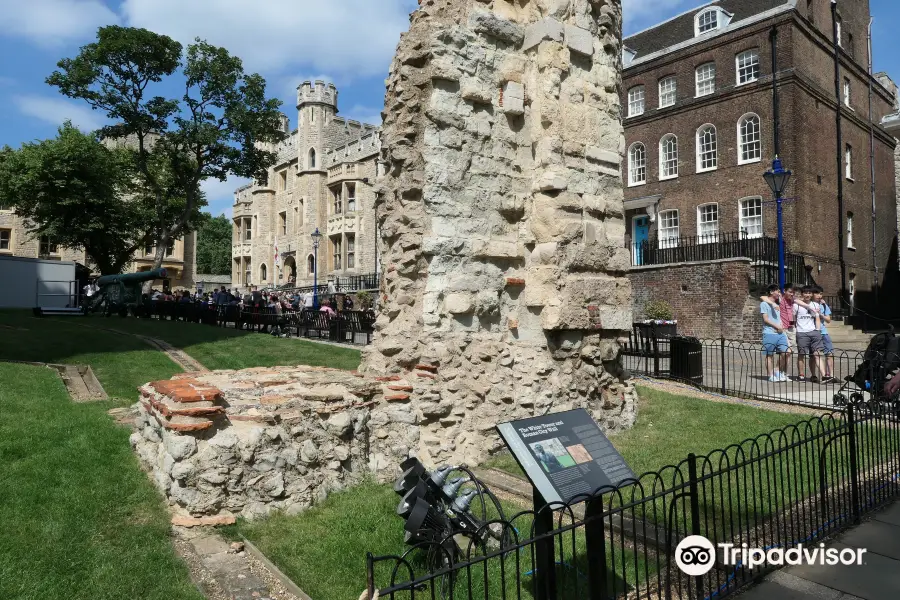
[297,80,338,173]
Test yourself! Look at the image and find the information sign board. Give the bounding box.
[496,409,636,505]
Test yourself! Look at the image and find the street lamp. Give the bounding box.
[311,227,322,309]
[763,155,793,291]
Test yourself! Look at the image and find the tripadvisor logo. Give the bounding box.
[675,535,867,575]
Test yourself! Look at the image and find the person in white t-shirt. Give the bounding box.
[793,286,826,382]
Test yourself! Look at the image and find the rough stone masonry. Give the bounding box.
[132,0,637,519]
[361,0,638,466]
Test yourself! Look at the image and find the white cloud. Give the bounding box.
[0,0,119,46]
[121,0,417,79]
[13,95,106,131]
[201,174,250,220]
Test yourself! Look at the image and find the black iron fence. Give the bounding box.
[622,333,892,409]
[366,405,900,599]
[281,272,380,296]
[630,232,812,289]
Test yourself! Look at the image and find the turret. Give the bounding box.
[297,80,338,172]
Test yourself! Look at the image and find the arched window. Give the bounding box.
[738,114,762,164]
[308,148,317,169]
[307,254,315,275]
[260,263,267,282]
[696,9,719,35]
[659,134,678,180]
[696,125,717,172]
[628,143,646,186]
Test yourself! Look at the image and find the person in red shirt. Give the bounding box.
[778,284,796,378]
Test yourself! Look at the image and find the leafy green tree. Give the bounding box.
[47,26,284,273]
[196,213,233,275]
[0,122,148,274]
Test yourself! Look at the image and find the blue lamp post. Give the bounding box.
[311,227,322,309]
[763,156,793,291]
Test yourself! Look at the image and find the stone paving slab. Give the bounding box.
[870,501,900,527]
[781,542,900,600]
[833,518,900,560]
[738,570,860,600]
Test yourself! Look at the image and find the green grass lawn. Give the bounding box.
[0,362,202,600]
[0,310,362,402]
[91,315,362,372]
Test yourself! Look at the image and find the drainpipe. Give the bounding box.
[832,0,848,303]
[867,17,879,300]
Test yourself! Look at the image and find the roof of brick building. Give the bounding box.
[624,0,790,60]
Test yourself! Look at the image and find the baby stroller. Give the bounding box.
[833,329,900,418]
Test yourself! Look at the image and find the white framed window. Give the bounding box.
[346,234,356,269]
[0,228,12,251]
[628,143,646,186]
[658,76,677,108]
[627,86,645,117]
[738,113,762,164]
[659,133,678,179]
[739,197,763,239]
[332,236,342,270]
[659,134,678,179]
[736,49,760,85]
[696,9,719,35]
[847,212,854,248]
[658,210,680,249]
[696,125,718,172]
[843,77,851,108]
[346,182,356,212]
[697,203,719,244]
[696,63,716,97]
[845,144,853,180]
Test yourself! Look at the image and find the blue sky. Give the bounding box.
[1,0,898,218]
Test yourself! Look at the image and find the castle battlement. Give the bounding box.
[297,80,338,109]
[325,130,381,167]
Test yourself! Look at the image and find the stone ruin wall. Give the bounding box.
[361,0,637,467]
[131,0,638,519]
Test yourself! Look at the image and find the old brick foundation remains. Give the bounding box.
[133,0,639,519]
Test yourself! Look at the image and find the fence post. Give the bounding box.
[533,489,557,600]
[365,553,376,600]
[720,336,727,396]
[585,498,608,600]
[653,324,661,377]
[687,453,705,600]
[847,403,861,524]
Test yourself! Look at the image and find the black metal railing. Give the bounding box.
[630,232,780,267]
[281,272,379,296]
[366,402,900,599]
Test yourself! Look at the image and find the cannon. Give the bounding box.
[84,268,167,316]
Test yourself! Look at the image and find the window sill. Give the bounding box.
[738,158,762,166]
[659,174,679,181]
[627,181,647,188]
[658,104,675,110]
[627,113,644,119]
[696,166,718,174]
[695,91,715,99]
[846,177,855,182]
[847,246,856,252]
[735,79,758,87]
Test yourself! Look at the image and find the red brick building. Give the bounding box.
[622,0,898,307]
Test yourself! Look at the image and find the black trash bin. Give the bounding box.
[670,335,703,386]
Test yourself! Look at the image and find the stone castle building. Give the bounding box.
[0,206,196,290]
[232,81,381,289]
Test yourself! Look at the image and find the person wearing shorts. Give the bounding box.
[813,286,835,382]
[761,285,788,382]
[794,286,825,382]
[779,284,796,376]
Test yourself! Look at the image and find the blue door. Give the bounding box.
[633,216,650,265]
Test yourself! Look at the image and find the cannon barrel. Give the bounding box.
[97,268,167,287]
